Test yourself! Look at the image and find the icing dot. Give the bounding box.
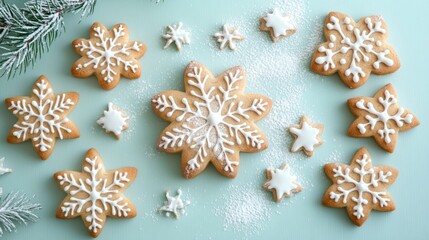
[329,34,336,42]
[347,25,353,31]
[344,17,351,24]
[328,42,334,48]
[376,41,382,47]
[340,59,346,65]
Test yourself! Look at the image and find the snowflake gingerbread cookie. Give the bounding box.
[311,12,400,89]
[260,9,296,42]
[162,22,190,51]
[263,163,301,202]
[5,75,80,160]
[159,189,190,219]
[97,102,129,139]
[213,24,245,50]
[72,22,147,90]
[289,116,324,157]
[323,147,398,226]
[151,61,272,178]
[348,83,419,152]
[54,148,137,238]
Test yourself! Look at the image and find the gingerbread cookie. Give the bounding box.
[162,22,190,51]
[5,75,80,160]
[311,12,400,89]
[263,163,301,202]
[289,116,324,157]
[72,22,147,90]
[323,147,398,226]
[54,148,137,238]
[213,24,245,50]
[151,61,272,178]
[348,83,419,152]
[260,9,296,42]
[96,102,129,139]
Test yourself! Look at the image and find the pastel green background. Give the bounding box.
[0,0,427,239]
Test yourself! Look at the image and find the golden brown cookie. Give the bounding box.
[5,75,80,160]
[151,61,272,179]
[54,148,137,238]
[323,147,398,226]
[288,115,324,157]
[260,9,296,42]
[263,163,301,202]
[311,12,400,89]
[347,83,419,153]
[72,22,147,90]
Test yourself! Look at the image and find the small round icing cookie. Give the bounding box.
[260,8,296,42]
[310,12,400,89]
[213,24,245,50]
[54,148,137,238]
[159,189,190,219]
[72,22,147,90]
[151,61,272,179]
[97,102,129,139]
[162,22,191,51]
[323,147,398,226]
[288,115,324,157]
[347,83,419,153]
[5,75,80,160]
[263,163,301,202]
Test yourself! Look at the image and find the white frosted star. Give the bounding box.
[159,189,190,219]
[97,102,129,139]
[213,24,244,50]
[162,22,190,51]
[263,163,301,202]
[263,9,295,38]
[289,116,323,157]
[0,157,12,176]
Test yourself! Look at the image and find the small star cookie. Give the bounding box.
[213,24,245,50]
[263,163,301,202]
[159,189,190,219]
[323,147,398,226]
[260,9,296,42]
[348,83,419,152]
[72,22,147,90]
[162,22,191,51]
[5,75,80,160]
[289,116,324,157]
[97,102,129,139]
[54,148,137,238]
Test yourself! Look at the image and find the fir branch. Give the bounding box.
[0,190,42,236]
[0,0,97,78]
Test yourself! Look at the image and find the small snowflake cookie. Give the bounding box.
[151,61,272,178]
[97,102,129,139]
[213,24,245,50]
[5,75,80,160]
[323,147,398,226]
[348,83,419,152]
[159,189,190,219]
[263,163,301,202]
[0,157,12,176]
[289,116,324,157]
[311,12,400,89]
[260,8,296,42]
[54,148,137,238]
[162,22,190,51]
[72,22,147,90]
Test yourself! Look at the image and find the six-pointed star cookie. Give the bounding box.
[151,61,272,179]
[263,163,301,202]
[348,83,419,152]
[260,8,296,42]
[311,12,400,89]
[54,148,137,238]
[289,116,324,157]
[72,22,147,90]
[5,75,80,160]
[323,147,398,226]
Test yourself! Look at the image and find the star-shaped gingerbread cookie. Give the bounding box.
[260,9,296,42]
[288,116,324,157]
[323,147,398,226]
[347,83,419,152]
[5,75,80,160]
[263,163,301,202]
[54,148,137,238]
[72,22,147,90]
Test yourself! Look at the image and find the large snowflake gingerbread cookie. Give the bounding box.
[348,83,419,152]
[5,75,80,160]
[72,22,147,90]
[323,147,398,226]
[311,12,400,89]
[151,61,272,178]
[54,148,137,238]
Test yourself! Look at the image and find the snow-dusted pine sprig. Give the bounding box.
[0,0,97,78]
[0,189,42,237]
